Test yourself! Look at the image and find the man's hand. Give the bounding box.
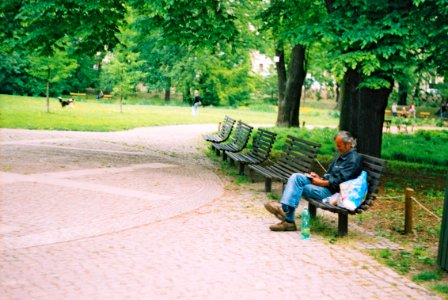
[309,172,319,178]
[311,175,330,187]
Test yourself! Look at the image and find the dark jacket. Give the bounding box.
[193,95,201,105]
[323,149,362,193]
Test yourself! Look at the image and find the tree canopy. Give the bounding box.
[1,0,447,156]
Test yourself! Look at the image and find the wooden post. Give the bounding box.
[404,187,414,234]
[437,177,448,270]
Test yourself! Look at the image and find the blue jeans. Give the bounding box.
[192,103,199,116]
[280,173,332,222]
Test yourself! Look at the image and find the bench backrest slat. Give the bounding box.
[274,135,321,174]
[360,154,387,201]
[228,121,253,150]
[218,116,236,139]
[251,129,277,157]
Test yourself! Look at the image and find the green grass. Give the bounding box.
[382,130,448,166]
[432,283,448,295]
[0,94,338,131]
[257,126,448,166]
[413,271,442,282]
[370,247,436,275]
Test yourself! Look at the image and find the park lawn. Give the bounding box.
[0,94,339,131]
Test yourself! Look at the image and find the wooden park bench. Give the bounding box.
[212,121,253,161]
[419,111,431,118]
[103,94,113,100]
[304,154,387,236]
[225,128,277,175]
[248,136,321,192]
[69,92,87,100]
[203,116,236,143]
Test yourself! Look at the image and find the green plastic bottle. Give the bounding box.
[301,208,310,240]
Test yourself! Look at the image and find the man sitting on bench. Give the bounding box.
[264,131,362,231]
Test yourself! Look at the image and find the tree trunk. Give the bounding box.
[335,81,344,110]
[277,44,307,127]
[413,75,422,100]
[165,77,171,102]
[46,68,50,113]
[275,47,287,125]
[398,82,408,105]
[339,69,393,157]
[120,95,123,113]
[183,85,192,104]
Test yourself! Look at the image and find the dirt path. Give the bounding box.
[0,126,441,299]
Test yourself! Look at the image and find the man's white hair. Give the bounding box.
[335,130,357,147]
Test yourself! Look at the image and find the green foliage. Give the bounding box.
[309,215,338,238]
[27,48,78,112]
[28,50,78,86]
[371,246,437,275]
[264,126,337,154]
[13,0,126,56]
[379,249,392,259]
[100,13,147,111]
[172,49,255,107]
[412,272,441,282]
[69,54,101,93]
[382,130,448,166]
[432,283,448,295]
[129,0,239,49]
[320,0,448,89]
[250,127,448,168]
[1,1,124,96]
[0,50,42,96]
[267,193,279,200]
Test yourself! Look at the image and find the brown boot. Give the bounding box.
[264,201,286,221]
[269,221,297,232]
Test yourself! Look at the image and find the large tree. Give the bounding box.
[28,49,78,112]
[1,0,127,104]
[129,0,239,48]
[259,0,325,127]
[322,0,448,157]
[101,13,146,113]
[131,0,257,105]
[14,0,126,56]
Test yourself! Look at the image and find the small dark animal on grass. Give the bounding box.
[58,97,75,108]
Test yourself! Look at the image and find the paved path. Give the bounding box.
[0,125,440,299]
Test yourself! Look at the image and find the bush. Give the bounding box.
[382,130,448,166]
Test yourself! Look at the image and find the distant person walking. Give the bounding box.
[391,102,398,117]
[408,102,416,118]
[192,90,202,116]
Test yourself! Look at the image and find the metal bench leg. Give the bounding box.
[308,202,317,218]
[338,213,348,237]
[265,178,272,192]
[238,163,245,175]
[222,151,227,161]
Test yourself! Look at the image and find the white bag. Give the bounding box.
[337,171,368,211]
